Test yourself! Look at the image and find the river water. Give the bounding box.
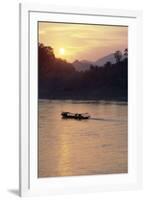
[38,100,128,177]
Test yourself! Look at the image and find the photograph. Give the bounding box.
[38,22,128,178]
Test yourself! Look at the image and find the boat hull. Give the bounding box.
[61,112,90,120]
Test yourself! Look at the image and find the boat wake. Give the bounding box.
[90,118,127,122]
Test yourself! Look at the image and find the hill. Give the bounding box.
[72,53,126,71]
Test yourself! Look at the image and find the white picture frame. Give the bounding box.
[19,3,143,197]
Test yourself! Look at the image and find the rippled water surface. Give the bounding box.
[38,100,128,177]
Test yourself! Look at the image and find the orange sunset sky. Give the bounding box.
[39,22,128,62]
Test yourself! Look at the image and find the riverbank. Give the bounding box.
[39,90,127,102]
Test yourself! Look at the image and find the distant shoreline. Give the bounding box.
[38,97,128,102]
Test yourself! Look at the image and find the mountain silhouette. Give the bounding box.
[72,53,126,71]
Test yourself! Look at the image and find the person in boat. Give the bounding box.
[61,112,90,119]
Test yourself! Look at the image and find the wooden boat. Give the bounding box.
[61,112,90,120]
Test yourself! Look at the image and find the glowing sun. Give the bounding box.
[59,47,65,55]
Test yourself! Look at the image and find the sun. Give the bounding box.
[59,47,65,55]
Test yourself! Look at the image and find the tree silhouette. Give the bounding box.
[38,43,128,101]
[104,61,112,68]
[124,48,128,58]
[114,50,122,63]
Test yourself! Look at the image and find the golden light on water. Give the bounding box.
[38,101,128,177]
[58,133,70,176]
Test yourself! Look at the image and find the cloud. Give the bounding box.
[39,22,128,61]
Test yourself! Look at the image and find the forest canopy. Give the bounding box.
[38,43,128,101]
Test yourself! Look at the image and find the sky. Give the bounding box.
[39,22,128,62]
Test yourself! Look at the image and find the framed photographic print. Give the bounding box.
[19,3,142,197]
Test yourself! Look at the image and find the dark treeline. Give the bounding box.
[39,43,128,101]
